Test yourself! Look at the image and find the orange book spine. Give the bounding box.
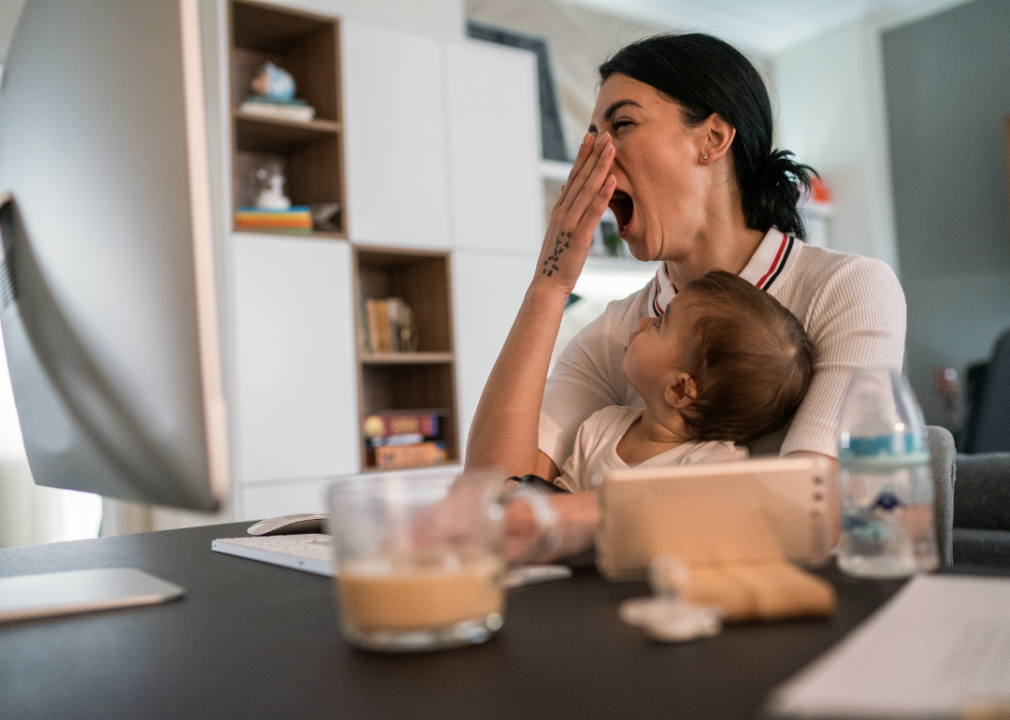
[374,442,446,469]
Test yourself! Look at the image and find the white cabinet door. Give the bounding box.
[444,41,542,255]
[241,479,330,520]
[342,19,450,249]
[230,234,359,487]
[452,249,536,456]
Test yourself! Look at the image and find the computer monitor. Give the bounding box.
[0,0,230,510]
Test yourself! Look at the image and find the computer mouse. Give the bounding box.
[246,513,327,536]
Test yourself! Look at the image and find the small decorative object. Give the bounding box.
[396,302,418,353]
[255,161,290,210]
[590,208,624,258]
[250,61,295,101]
[619,556,722,643]
[240,62,316,122]
[310,202,342,232]
[600,218,624,258]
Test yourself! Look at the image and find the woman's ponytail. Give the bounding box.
[600,34,817,240]
[742,150,816,240]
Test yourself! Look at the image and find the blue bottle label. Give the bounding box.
[839,433,929,468]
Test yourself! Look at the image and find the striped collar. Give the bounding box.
[648,229,797,318]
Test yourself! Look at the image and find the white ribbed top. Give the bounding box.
[539,234,907,464]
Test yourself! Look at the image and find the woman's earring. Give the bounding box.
[702,154,709,160]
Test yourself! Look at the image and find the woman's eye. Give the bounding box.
[613,119,631,130]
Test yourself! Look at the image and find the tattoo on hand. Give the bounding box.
[541,232,570,277]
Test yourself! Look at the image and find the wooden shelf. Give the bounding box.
[233,227,346,240]
[360,352,454,365]
[234,112,341,153]
[229,0,345,234]
[358,459,460,475]
[353,246,459,472]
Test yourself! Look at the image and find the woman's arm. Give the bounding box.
[782,256,907,457]
[464,132,615,477]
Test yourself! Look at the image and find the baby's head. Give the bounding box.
[625,270,813,442]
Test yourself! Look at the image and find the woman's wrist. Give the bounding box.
[542,490,599,562]
[526,277,574,309]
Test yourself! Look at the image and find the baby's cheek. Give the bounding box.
[622,346,643,386]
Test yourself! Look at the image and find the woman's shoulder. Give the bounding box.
[777,242,904,317]
[790,243,899,287]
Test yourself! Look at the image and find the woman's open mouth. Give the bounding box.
[609,190,634,234]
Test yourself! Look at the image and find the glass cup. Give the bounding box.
[328,469,512,652]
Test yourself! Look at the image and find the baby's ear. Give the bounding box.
[665,373,697,409]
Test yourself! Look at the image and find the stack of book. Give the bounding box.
[364,412,446,469]
[235,207,312,234]
[360,297,417,354]
[239,97,316,123]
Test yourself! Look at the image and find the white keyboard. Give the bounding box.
[212,534,334,576]
[211,534,573,587]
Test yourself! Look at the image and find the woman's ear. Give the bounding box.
[665,373,698,409]
[699,113,735,165]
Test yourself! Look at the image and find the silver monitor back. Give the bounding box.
[0,0,229,510]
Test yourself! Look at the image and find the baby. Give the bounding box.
[555,270,814,492]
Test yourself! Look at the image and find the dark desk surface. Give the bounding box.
[0,522,914,720]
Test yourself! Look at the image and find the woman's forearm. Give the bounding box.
[464,283,569,476]
[465,132,616,477]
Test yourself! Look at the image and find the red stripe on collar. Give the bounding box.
[756,234,789,289]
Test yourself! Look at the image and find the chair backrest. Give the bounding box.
[747,425,956,566]
[970,328,1010,453]
[928,425,956,566]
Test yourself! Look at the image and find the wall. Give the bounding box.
[465,0,776,162]
[773,20,900,270]
[0,0,465,66]
[273,0,463,39]
[883,0,1010,425]
[466,0,669,160]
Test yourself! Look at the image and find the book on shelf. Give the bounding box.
[366,299,393,354]
[368,433,424,448]
[235,206,312,233]
[363,413,439,439]
[361,297,417,354]
[373,441,447,469]
[238,97,316,123]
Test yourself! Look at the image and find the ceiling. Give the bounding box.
[555,0,978,56]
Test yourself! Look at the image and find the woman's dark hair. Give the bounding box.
[600,34,815,239]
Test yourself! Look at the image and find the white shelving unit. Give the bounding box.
[219,3,544,518]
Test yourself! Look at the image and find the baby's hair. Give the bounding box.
[676,270,814,442]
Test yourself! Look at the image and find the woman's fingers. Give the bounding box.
[560,134,612,216]
[575,174,617,239]
[535,133,614,290]
[557,132,611,212]
[565,142,614,232]
[556,132,595,208]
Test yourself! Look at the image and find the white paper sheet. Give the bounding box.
[768,574,1010,718]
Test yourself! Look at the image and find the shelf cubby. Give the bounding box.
[228,0,346,236]
[353,246,459,471]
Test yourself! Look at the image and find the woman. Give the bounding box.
[465,33,906,561]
